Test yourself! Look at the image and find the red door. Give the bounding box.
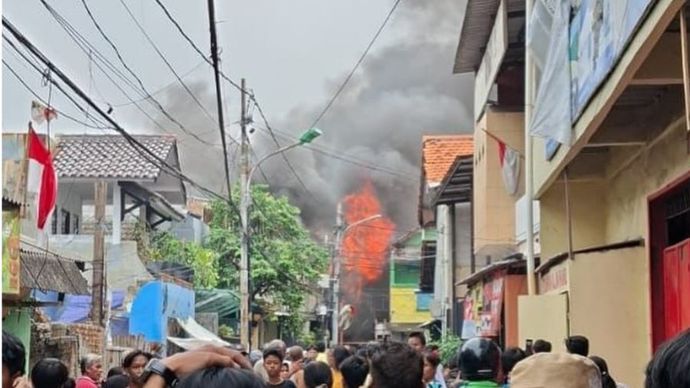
[663,239,690,340]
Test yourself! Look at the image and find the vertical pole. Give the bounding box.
[679,7,690,151]
[564,169,574,260]
[332,203,343,345]
[240,78,251,349]
[449,204,457,335]
[524,0,537,296]
[112,182,121,244]
[91,180,106,326]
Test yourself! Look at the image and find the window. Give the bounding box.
[51,210,58,235]
[73,215,80,234]
[60,209,71,235]
[419,241,436,292]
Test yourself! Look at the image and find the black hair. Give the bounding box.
[333,346,351,371]
[423,351,441,369]
[30,358,72,388]
[370,342,423,388]
[589,356,616,388]
[565,335,589,357]
[304,361,333,388]
[501,347,527,378]
[355,348,368,359]
[316,342,326,353]
[102,374,130,388]
[408,332,426,347]
[645,329,690,388]
[3,330,26,377]
[307,344,318,352]
[122,350,153,369]
[532,340,552,353]
[263,347,285,362]
[340,356,368,388]
[176,367,265,388]
[107,367,125,379]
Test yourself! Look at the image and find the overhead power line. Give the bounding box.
[308,0,403,129]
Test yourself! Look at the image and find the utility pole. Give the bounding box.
[91,180,106,326]
[331,203,344,346]
[239,78,251,348]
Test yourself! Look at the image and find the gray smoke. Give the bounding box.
[144,0,474,234]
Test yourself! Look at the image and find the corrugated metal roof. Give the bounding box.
[54,135,176,180]
[20,248,90,295]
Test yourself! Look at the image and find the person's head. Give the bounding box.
[589,356,616,388]
[263,347,285,379]
[457,337,501,382]
[645,328,690,388]
[501,347,527,381]
[532,339,552,353]
[266,339,287,354]
[565,335,589,357]
[304,361,333,388]
[106,367,125,379]
[102,374,129,388]
[2,331,26,387]
[30,358,72,388]
[510,352,601,388]
[249,350,263,366]
[316,342,326,353]
[340,356,368,388]
[122,350,152,378]
[307,345,318,360]
[176,367,265,388]
[289,346,304,362]
[332,346,351,371]
[407,332,426,352]
[280,362,290,380]
[369,341,423,388]
[80,354,103,382]
[422,351,441,383]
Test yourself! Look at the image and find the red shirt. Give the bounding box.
[76,376,99,388]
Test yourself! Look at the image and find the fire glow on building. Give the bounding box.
[340,181,394,342]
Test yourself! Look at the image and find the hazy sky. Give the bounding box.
[2,0,473,232]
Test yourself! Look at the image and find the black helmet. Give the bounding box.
[458,337,501,381]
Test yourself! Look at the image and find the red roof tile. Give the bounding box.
[422,135,473,185]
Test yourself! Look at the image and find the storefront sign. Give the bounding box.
[479,274,505,337]
[540,263,568,294]
[3,210,21,294]
[461,286,483,339]
[474,0,507,122]
[570,0,654,120]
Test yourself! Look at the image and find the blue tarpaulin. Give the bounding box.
[33,290,125,323]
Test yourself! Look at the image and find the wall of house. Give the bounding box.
[605,119,690,242]
[435,205,451,320]
[390,288,431,324]
[569,246,650,388]
[55,183,83,234]
[3,307,31,374]
[454,203,472,297]
[539,180,607,260]
[473,108,524,260]
[503,275,527,348]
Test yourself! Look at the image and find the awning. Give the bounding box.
[120,182,185,225]
[20,248,90,295]
[167,317,229,350]
[432,155,473,206]
[456,253,524,287]
[418,319,441,328]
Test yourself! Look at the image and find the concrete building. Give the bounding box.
[518,1,690,386]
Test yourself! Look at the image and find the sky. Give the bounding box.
[2,0,473,234]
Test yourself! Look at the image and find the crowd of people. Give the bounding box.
[3,328,689,388]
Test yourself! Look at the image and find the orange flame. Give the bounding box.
[340,181,395,304]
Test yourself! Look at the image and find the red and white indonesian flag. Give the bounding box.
[31,100,57,125]
[27,124,58,231]
[498,140,521,196]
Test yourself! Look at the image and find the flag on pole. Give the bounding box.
[31,100,58,125]
[27,124,57,230]
[498,139,521,196]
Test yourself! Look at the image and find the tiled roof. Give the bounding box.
[422,135,473,185]
[54,135,176,180]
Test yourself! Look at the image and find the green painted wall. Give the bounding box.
[3,308,31,374]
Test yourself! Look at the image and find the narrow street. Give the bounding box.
[2,1,690,388]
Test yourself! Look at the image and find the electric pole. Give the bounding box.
[239,78,251,348]
[91,180,106,326]
[331,203,343,346]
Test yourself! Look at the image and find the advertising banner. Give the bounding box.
[570,0,655,119]
[479,274,505,337]
[3,210,21,294]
